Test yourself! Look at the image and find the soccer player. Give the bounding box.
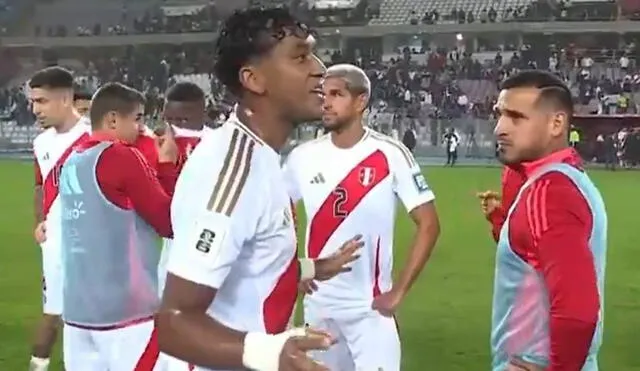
[490,70,606,371]
[59,82,178,370]
[158,81,209,293]
[283,64,441,371]
[156,82,211,370]
[157,8,362,371]
[73,90,92,116]
[29,66,90,371]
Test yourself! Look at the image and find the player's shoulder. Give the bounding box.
[525,168,591,209]
[186,122,267,177]
[366,128,417,168]
[288,134,330,160]
[535,169,584,192]
[33,128,56,149]
[177,123,266,214]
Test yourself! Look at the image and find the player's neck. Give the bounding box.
[55,111,81,134]
[235,103,290,152]
[330,122,366,149]
[540,141,570,158]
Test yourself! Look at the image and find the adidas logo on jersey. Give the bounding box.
[310,173,325,184]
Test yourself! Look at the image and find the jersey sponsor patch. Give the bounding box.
[412,172,430,192]
[186,212,229,263]
[195,229,217,253]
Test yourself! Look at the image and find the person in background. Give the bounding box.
[443,127,460,166]
[402,124,416,153]
[73,90,93,117]
[29,66,89,371]
[60,82,178,370]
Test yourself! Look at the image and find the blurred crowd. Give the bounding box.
[1,0,640,165]
[0,0,631,38]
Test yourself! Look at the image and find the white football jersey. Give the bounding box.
[33,121,90,247]
[166,114,299,371]
[158,125,208,294]
[283,128,435,318]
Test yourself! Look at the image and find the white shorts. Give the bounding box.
[160,353,193,371]
[63,320,161,371]
[305,309,401,371]
[41,238,63,316]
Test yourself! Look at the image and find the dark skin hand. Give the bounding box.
[299,235,364,294]
[157,274,333,370]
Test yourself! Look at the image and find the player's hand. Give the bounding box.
[279,328,333,371]
[506,358,545,371]
[313,235,363,281]
[372,288,404,317]
[34,222,47,243]
[476,190,501,216]
[298,279,318,295]
[156,122,178,164]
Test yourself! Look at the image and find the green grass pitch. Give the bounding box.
[0,160,638,370]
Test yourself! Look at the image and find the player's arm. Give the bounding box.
[486,166,526,242]
[34,158,44,224]
[135,133,160,170]
[96,144,176,237]
[485,168,510,241]
[392,154,440,297]
[156,156,264,369]
[529,173,599,371]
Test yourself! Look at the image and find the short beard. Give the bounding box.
[322,118,349,133]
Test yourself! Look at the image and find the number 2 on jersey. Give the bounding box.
[52,164,62,187]
[332,187,348,217]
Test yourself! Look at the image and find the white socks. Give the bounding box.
[29,356,50,371]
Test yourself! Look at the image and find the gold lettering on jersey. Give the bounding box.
[358,167,376,187]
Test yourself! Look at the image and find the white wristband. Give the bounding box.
[298,258,316,281]
[242,329,306,371]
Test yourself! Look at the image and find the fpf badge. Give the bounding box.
[359,167,376,186]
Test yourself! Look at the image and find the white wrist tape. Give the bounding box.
[242,328,307,371]
[298,258,316,281]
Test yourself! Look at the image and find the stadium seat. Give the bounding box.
[29,0,157,35]
[369,0,535,25]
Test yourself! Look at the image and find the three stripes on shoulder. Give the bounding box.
[207,128,257,216]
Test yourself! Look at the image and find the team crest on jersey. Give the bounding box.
[358,167,376,186]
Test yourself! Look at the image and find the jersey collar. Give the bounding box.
[171,125,203,138]
[89,131,121,143]
[521,147,583,178]
[227,105,267,147]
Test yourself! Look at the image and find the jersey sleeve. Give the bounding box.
[166,139,262,289]
[391,146,435,212]
[282,147,302,203]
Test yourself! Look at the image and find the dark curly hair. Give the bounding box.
[214,7,313,95]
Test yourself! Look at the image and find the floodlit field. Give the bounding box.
[0,160,639,370]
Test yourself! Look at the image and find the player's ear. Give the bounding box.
[239,65,266,95]
[106,111,118,130]
[549,110,568,138]
[355,93,368,113]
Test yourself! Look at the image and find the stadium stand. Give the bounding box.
[0,0,639,165]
